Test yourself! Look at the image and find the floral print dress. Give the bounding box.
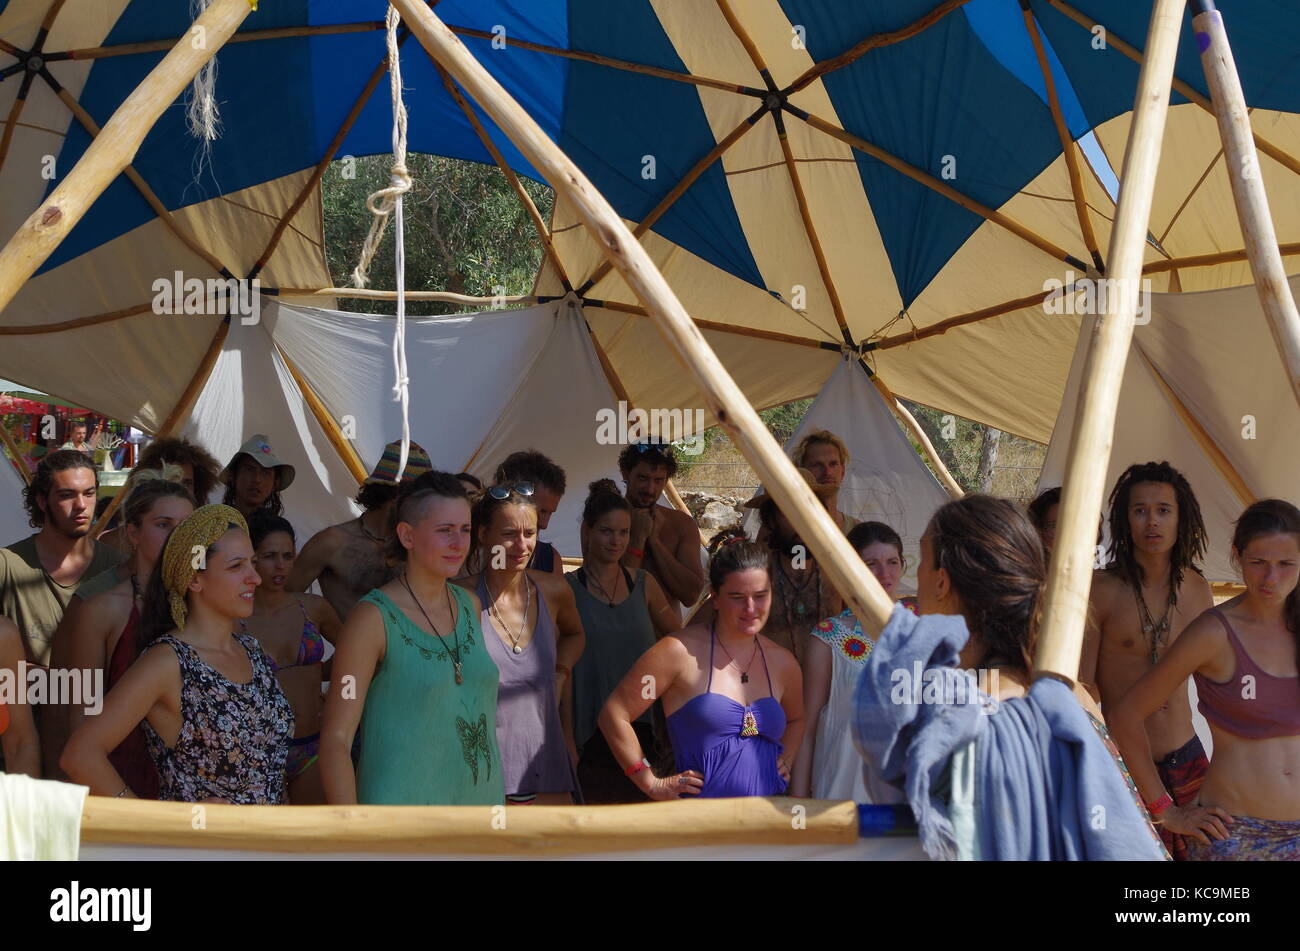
[142,632,294,804]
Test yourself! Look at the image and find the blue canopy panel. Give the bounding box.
[781,0,1064,307]
[37,0,763,292]
[1032,0,1300,134]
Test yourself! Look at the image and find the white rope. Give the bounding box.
[184,0,223,184]
[352,6,414,481]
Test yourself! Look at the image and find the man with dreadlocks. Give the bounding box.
[1082,461,1214,861]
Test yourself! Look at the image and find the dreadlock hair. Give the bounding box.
[23,449,97,527]
[617,442,678,479]
[927,495,1046,674]
[1231,499,1300,681]
[582,478,630,527]
[1104,461,1206,595]
[354,480,400,512]
[388,470,471,564]
[136,436,221,505]
[469,483,539,569]
[707,532,768,591]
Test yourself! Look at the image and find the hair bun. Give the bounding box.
[589,478,620,496]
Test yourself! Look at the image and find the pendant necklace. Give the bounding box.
[586,565,622,608]
[712,619,759,684]
[487,573,531,654]
[401,573,464,683]
[1134,582,1177,665]
[357,515,391,546]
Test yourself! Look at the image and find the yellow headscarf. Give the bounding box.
[160,504,249,632]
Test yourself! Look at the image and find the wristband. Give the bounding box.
[115,784,130,798]
[623,757,651,777]
[627,546,644,558]
[555,663,571,678]
[1145,792,1173,818]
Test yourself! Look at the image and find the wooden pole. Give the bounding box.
[388,0,897,633]
[1135,346,1256,507]
[887,396,965,500]
[1143,242,1300,274]
[277,287,535,307]
[1191,2,1300,411]
[1034,0,1187,683]
[1045,0,1300,179]
[276,345,369,485]
[593,299,836,350]
[0,301,153,336]
[80,795,861,854]
[1021,4,1103,271]
[60,21,385,60]
[793,108,1089,269]
[0,0,256,319]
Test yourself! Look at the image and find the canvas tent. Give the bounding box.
[0,1,1297,564]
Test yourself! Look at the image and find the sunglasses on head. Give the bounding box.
[487,481,535,500]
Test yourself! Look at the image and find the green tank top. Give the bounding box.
[356,586,504,805]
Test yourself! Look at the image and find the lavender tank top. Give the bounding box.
[478,574,576,797]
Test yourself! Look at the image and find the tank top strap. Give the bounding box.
[707,621,716,691]
[1208,608,1255,675]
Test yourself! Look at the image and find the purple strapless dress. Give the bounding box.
[666,630,787,798]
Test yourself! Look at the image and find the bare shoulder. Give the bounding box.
[661,506,697,533]
[135,639,183,676]
[1180,568,1214,607]
[758,634,800,674]
[1179,603,1230,646]
[452,572,480,594]
[305,523,350,554]
[1090,568,1122,602]
[530,568,573,603]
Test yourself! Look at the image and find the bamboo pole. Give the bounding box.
[1191,2,1300,412]
[872,287,1069,351]
[888,395,965,500]
[1045,0,1300,179]
[59,21,385,60]
[1034,0,1187,683]
[0,0,255,320]
[79,796,861,854]
[1143,242,1300,274]
[443,25,753,97]
[0,301,153,336]
[53,88,233,277]
[276,345,369,485]
[787,0,972,94]
[436,65,573,291]
[278,287,536,307]
[388,0,897,633]
[0,421,32,486]
[1021,4,1103,271]
[593,299,836,349]
[1135,346,1256,507]
[578,110,763,294]
[252,45,398,277]
[793,107,1089,269]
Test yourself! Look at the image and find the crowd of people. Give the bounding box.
[0,426,1295,861]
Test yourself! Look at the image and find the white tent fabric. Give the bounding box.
[204,298,631,559]
[1040,277,1300,583]
[744,357,950,596]
[0,455,30,546]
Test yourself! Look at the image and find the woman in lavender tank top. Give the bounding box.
[457,484,586,803]
[599,534,804,799]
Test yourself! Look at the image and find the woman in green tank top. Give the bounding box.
[320,471,503,805]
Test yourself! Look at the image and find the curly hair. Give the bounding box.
[494,449,566,495]
[792,429,850,469]
[1104,461,1206,595]
[581,478,630,527]
[617,442,678,479]
[136,436,221,506]
[23,449,97,528]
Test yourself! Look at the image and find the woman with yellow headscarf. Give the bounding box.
[63,505,294,804]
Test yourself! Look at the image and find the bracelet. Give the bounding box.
[623,757,651,777]
[627,546,644,558]
[555,663,571,678]
[115,784,129,798]
[1145,792,1173,818]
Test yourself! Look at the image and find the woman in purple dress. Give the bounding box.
[599,537,804,799]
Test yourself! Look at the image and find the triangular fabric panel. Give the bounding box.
[778,358,950,595]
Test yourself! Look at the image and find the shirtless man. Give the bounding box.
[1082,461,1214,861]
[288,441,432,620]
[618,443,704,616]
[792,430,854,533]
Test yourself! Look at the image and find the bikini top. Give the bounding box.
[666,626,785,747]
[1192,609,1300,740]
[244,599,332,673]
